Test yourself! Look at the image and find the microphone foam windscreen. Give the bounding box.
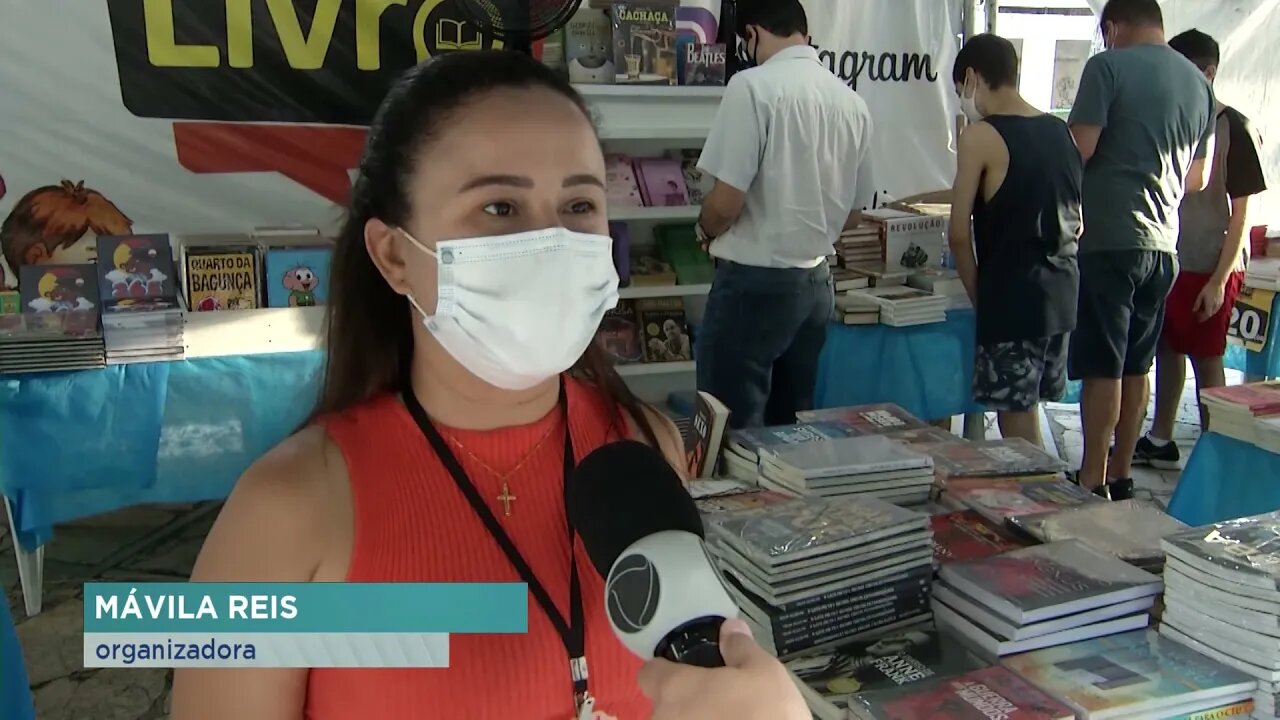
[567,440,705,577]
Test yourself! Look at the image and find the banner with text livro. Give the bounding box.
[83,583,527,668]
[0,0,961,288]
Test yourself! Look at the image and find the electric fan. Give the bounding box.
[454,0,585,55]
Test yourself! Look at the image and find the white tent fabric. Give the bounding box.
[1083,0,1279,224]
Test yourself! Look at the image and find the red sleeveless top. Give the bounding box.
[306,377,651,720]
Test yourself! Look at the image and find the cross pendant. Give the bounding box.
[497,482,517,517]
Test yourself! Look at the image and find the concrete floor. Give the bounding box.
[0,366,1231,719]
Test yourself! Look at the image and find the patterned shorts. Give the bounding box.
[973,334,1069,412]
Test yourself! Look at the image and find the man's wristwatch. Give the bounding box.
[695,223,713,245]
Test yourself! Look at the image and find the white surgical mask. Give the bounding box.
[959,83,983,124]
[400,226,620,391]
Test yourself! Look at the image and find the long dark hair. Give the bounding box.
[311,50,660,449]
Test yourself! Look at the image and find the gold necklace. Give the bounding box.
[445,422,560,517]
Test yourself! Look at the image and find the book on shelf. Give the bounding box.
[263,245,332,309]
[681,42,726,85]
[608,221,631,285]
[673,149,713,204]
[606,155,644,207]
[0,291,18,315]
[174,234,254,309]
[634,296,692,362]
[564,6,615,84]
[634,157,690,207]
[18,263,98,314]
[611,1,678,85]
[597,300,645,364]
[1002,630,1257,720]
[628,255,678,286]
[848,665,1075,720]
[95,234,177,302]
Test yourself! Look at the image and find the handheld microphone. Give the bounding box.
[567,440,740,668]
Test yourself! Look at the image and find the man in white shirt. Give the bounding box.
[694,0,875,429]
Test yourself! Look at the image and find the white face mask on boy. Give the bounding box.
[400,226,620,391]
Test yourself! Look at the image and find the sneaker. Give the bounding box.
[1133,437,1181,470]
[1106,477,1136,501]
[1070,472,1114,500]
[1070,473,1135,501]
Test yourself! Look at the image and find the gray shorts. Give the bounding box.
[974,334,1069,412]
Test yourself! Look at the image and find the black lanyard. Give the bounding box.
[401,382,589,711]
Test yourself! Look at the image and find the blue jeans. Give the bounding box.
[696,261,835,429]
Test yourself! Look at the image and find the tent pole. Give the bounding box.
[986,0,1000,34]
[963,0,978,41]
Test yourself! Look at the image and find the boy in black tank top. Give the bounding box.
[904,34,1082,450]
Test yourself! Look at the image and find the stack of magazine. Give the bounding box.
[757,435,935,506]
[0,311,105,373]
[924,438,1068,488]
[841,286,948,327]
[1003,630,1257,720]
[1200,383,1280,453]
[1159,512,1280,718]
[931,540,1161,658]
[703,494,934,658]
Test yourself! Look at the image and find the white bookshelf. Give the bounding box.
[619,284,711,300]
[609,205,701,222]
[580,84,723,401]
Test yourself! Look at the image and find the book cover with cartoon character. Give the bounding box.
[186,248,260,311]
[565,6,615,84]
[265,247,332,308]
[1,180,132,290]
[19,263,99,313]
[95,234,176,301]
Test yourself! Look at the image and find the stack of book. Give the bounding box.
[843,287,948,327]
[1015,499,1187,572]
[758,435,936,506]
[832,267,872,293]
[788,625,987,720]
[1004,630,1258,720]
[837,225,884,268]
[721,420,860,480]
[1246,257,1280,291]
[0,311,105,373]
[923,438,1069,488]
[864,208,947,273]
[908,268,970,310]
[1160,512,1280,718]
[102,300,185,364]
[835,292,881,326]
[1201,382,1280,452]
[932,540,1161,658]
[704,494,935,657]
[845,262,914,290]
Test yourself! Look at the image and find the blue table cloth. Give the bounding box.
[0,352,323,550]
[1,599,34,720]
[1166,431,1280,527]
[815,308,985,421]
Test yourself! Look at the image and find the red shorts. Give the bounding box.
[1162,270,1245,357]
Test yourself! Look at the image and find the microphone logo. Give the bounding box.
[606,554,661,634]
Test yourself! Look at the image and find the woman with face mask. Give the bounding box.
[171,50,691,720]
